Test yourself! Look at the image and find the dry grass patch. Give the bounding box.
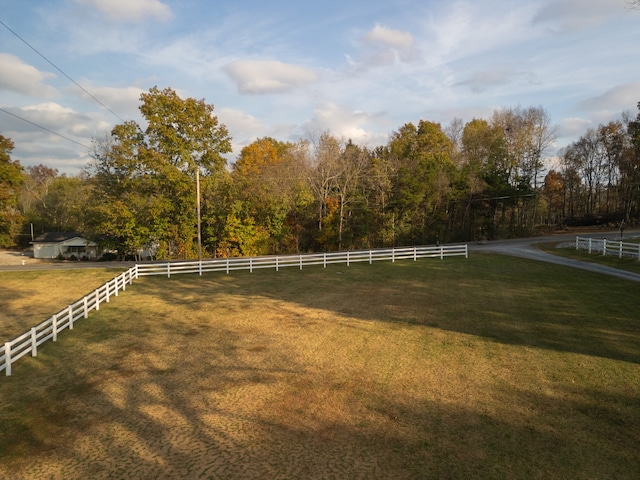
[0,256,639,479]
[0,268,124,340]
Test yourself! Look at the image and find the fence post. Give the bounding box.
[299,255,303,270]
[167,262,171,278]
[121,273,126,291]
[199,260,202,277]
[52,314,58,341]
[414,247,417,261]
[619,241,623,258]
[114,277,119,297]
[276,256,279,272]
[369,250,372,264]
[323,253,327,268]
[68,305,74,330]
[465,244,468,259]
[250,257,253,273]
[105,282,110,303]
[588,238,592,254]
[347,251,350,267]
[226,258,230,274]
[440,245,444,260]
[95,289,100,311]
[4,343,11,376]
[31,327,37,357]
[602,239,607,256]
[135,264,139,280]
[392,248,395,263]
[576,237,579,250]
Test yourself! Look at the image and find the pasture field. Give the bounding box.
[0,268,123,340]
[1,255,639,479]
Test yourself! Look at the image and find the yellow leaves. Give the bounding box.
[234,137,284,176]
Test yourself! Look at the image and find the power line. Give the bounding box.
[0,107,93,150]
[0,19,127,124]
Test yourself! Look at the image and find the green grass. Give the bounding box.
[0,256,639,479]
[537,241,640,275]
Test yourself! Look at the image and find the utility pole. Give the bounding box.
[196,167,202,263]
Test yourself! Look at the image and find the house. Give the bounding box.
[31,232,99,260]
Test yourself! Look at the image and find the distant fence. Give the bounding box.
[575,237,640,260]
[136,244,468,277]
[1,244,467,376]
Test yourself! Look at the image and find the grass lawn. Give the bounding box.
[0,255,639,479]
[0,268,124,341]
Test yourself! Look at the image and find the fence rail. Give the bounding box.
[136,244,468,277]
[2,244,467,376]
[575,237,640,260]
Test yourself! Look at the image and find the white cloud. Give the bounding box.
[302,103,388,146]
[349,23,419,71]
[71,84,145,117]
[363,24,414,51]
[74,0,172,22]
[0,103,96,171]
[224,60,317,95]
[578,82,640,111]
[0,54,58,98]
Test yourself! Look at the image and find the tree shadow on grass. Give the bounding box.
[1,313,638,479]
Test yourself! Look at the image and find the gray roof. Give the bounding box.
[33,232,85,243]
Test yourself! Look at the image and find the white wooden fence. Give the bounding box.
[575,237,640,260]
[1,244,467,376]
[136,244,468,277]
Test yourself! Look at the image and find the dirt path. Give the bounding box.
[0,250,42,267]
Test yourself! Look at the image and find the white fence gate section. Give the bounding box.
[2,244,467,376]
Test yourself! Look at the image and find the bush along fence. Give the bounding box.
[575,237,640,260]
[1,244,467,376]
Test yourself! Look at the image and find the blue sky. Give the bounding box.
[0,0,639,174]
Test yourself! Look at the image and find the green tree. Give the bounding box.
[387,120,455,244]
[89,87,232,259]
[0,134,25,247]
[231,137,313,254]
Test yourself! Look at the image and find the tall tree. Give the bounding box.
[0,134,24,247]
[89,87,232,259]
[388,120,455,244]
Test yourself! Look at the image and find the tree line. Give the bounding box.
[1,87,639,259]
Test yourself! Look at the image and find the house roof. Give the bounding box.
[33,232,85,243]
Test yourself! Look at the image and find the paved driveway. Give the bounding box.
[469,230,640,283]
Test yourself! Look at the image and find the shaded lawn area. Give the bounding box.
[0,268,124,341]
[1,254,639,479]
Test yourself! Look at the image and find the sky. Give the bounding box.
[0,0,639,175]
